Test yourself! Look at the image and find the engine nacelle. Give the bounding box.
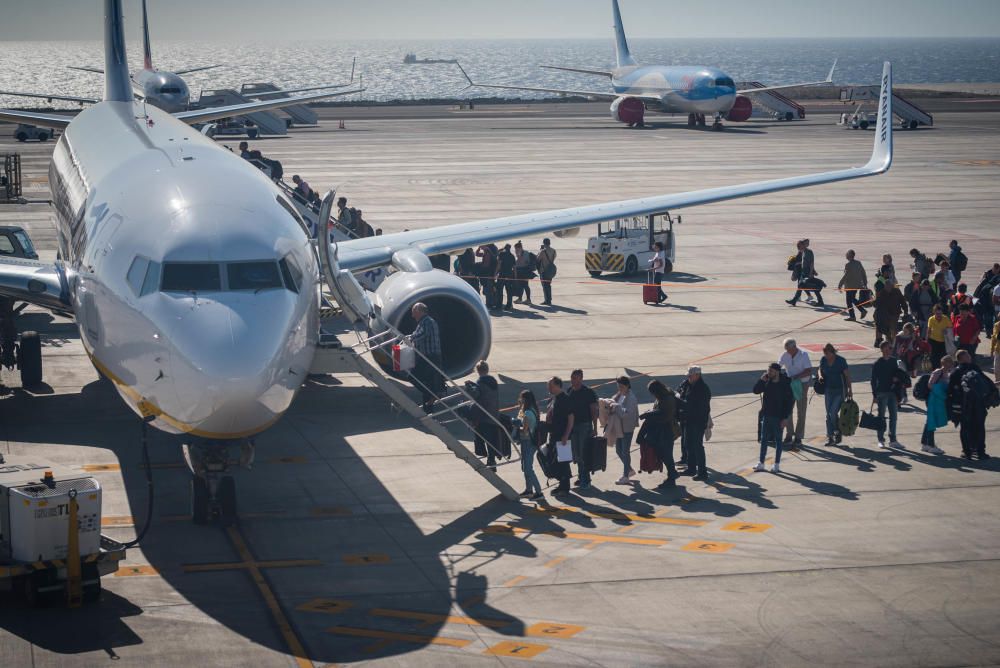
[373,269,492,378]
[610,96,645,125]
[726,95,753,122]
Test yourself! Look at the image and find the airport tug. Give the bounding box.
[585,212,680,278]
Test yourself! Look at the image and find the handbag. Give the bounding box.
[392,343,416,372]
[918,354,933,374]
[944,329,957,355]
[859,403,885,431]
[555,440,573,463]
[838,399,860,436]
[813,377,826,396]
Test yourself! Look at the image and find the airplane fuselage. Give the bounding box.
[612,65,737,116]
[49,99,319,439]
[132,68,190,113]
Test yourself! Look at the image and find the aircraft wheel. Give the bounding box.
[625,256,638,275]
[37,132,49,142]
[18,331,42,388]
[191,476,210,525]
[589,271,603,278]
[909,120,918,130]
[218,476,237,527]
[663,259,674,275]
[15,132,28,142]
[687,114,696,127]
[859,120,869,130]
[785,112,794,122]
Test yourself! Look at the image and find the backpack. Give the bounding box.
[526,251,538,272]
[962,369,1000,409]
[953,250,968,272]
[838,399,860,436]
[912,374,931,402]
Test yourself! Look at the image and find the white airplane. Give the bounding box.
[0,0,357,114]
[458,0,836,130]
[0,0,892,522]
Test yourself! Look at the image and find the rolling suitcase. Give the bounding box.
[643,272,660,304]
[586,436,608,474]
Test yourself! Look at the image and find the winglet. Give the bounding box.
[865,61,893,174]
[141,0,153,70]
[103,0,132,102]
[453,61,475,90]
[826,59,838,83]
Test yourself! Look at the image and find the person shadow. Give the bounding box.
[532,303,588,315]
[798,443,877,472]
[702,471,778,510]
[773,470,859,500]
[454,571,526,638]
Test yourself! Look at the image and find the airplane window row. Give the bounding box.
[126,255,303,295]
[159,87,183,94]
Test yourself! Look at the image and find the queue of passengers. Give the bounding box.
[453,238,559,310]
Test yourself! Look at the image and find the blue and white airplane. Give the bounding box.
[459,0,836,129]
[0,0,890,519]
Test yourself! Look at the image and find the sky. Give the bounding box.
[1,0,999,41]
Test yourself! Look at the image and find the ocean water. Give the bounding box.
[1,38,998,108]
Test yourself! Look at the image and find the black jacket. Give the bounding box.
[677,379,711,428]
[753,373,794,419]
[870,356,901,394]
[638,393,678,444]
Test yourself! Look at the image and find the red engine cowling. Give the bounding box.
[610,96,645,125]
[725,95,753,122]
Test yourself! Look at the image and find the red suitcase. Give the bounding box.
[643,284,660,304]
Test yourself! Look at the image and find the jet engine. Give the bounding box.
[372,267,492,378]
[610,96,645,126]
[725,95,753,122]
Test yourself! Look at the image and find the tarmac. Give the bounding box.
[1,104,999,667]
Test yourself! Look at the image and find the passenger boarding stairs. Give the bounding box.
[737,82,806,121]
[240,83,317,126]
[308,192,520,501]
[195,89,288,136]
[840,87,933,128]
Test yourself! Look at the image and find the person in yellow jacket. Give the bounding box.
[992,320,1000,382]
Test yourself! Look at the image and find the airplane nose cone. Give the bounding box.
[161,293,302,436]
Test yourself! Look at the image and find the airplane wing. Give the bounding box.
[0,258,73,316]
[0,109,73,129]
[540,65,614,78]
[737,59,837,96]
[174,64,221,75]
[68,65,104,74]
[454,62,659,102]
[173,87,365,125]
[0,89,99,105]
[247,83,356,99]
[336,62,892,273]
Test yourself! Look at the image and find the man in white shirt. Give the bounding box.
[779,338,813,447]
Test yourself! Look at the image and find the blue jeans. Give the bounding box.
[824,390,844,439]
[570,423,593,484]
[520,438,541,494]
[615,430,634,477]
[759,415,784,464]
[683,424,707,476]
[876,391,898,442]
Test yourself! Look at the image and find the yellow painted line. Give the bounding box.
[534,506,707,527]
[370,608,511,629]
[83,463,120,472]
[328,626,471,649]
[503,575,528,587]
[270,456,309,464]
[342,553,390,566]
[297,599,354,615]
[183,558,322,573]
[543,557,567,568]
[484,640,549,658]
[526,622,585,639]
[485,525,668,547]
[722,521,772,533]
[115,565,158,577]
[682,540,734,554]
[460,595,485,607]
[617,525,637,533]
[226,526,316,668]
[101,516,134,528]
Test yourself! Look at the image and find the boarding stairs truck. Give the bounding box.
[736,82,806,121]
[194,89,288,136]
[585,212,680,278]
[240,83,317,126]
[308,193,521,501]
[840,87,933,129]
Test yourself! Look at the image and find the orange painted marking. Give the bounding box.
[485,525,668,547]
[270,455,308,464]
[484,640,549,658]
[682,540,734,554]
[526,622,585,639]
[83,463,120,472]
[722,522,772,533]
[101,515,134,527]
[115,565,158,577]
[535,506,707,527]
[342,553,390,565]
[371,608,511,629]
[503,575,528,587]
[297,599,354,615]
[544,557,567,568]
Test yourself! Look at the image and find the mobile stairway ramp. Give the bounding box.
[240,83,318,126]
[736,81,807,121]
[194,89,288,136]
[840,87,933,129]
[308,191,521,501]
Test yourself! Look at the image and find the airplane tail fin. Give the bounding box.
[611,0,637,67]
[103,0,132,102]
[141,0,153,70]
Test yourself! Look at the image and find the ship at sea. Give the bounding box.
[403,53,457,65]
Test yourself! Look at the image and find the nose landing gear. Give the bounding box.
[712,112,725,131]
[183,438,255,526]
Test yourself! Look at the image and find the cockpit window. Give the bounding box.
[715,77,735,89]
[279,254,303,293]
[227,261,282,291]
[161,262,222,292]
[126,256,150,295]
[159,86,183,94]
